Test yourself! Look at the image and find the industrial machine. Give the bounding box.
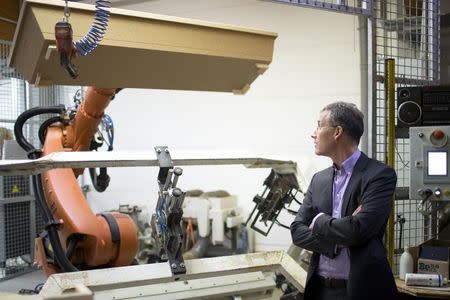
[409,125,450,241]
[1,1,310,298]
[14,87,138,276]
[183,191,244,247]
[6,99,307,299]
[12,90,302,276]
[181,191,248,261]
[150,146,186,274]
[6,0,278,276]
[246,169,302,236]
[409,126,450,201]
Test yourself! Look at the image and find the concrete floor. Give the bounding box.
[0,269,46,294]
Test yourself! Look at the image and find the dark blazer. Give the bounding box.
[291,152,398,300]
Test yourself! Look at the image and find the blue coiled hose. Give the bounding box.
[157,201,169,240]
[101,114,114,150]
[73,0,111,56]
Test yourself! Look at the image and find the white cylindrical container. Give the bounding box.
[405,273,447,287]
[399,246,414,280]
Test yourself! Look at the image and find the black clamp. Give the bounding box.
[152,146,186,275]
[246,169,300,236]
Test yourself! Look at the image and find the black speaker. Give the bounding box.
[397,87,423,129]
[396,86,450,138]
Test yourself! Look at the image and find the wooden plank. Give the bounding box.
[396,278,450,298]
[0,0,19,41]
[0,0,19,21]
[0,20,16,41]
[9,0,276,92]
[0,150,297,176]
[40,251,306,297]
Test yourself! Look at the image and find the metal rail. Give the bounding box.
[0,151,297,176]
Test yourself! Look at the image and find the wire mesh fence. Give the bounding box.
[273,0,441,276]
[0,39,81,280]
[273,0,372,15]
[373,0,440,274]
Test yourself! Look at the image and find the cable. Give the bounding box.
[275,220,290,230]
[89,166,110,192]
[289,190,303,206]
[156,200,169,240]
[395,143,410,169]
[65,235,79,260]
[38,116,64,145]
[88,113,114,192]
[15,106,78,272]
[73,0,111,56]
[101,114,114,150]
[14,105,65,154]
[285,207,298,215]
[34,174,78,272]
[34,283,44,293]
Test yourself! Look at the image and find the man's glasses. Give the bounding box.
[316,122,336,131]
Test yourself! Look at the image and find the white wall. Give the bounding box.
[84,1,362,251]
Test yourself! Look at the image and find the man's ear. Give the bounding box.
[334,125,344,140]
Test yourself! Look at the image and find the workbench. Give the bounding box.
[396,278,450,299]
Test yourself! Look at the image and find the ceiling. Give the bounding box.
[80,0,450,18]
[79,0,450,29]
[80,0,263,15]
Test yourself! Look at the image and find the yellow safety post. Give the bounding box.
[385,58,396,267]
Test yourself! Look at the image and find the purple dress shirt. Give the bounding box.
[316,149,361,280]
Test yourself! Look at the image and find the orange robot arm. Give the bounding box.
[16,87,137,275]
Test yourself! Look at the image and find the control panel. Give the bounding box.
[410,126,450,200]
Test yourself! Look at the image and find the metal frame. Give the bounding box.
[40,250,306,298]
[373,0,441,274]
[91,272,279,300]
[271,0,373,16]
[0,151,297,176]
[270,0,441,276]
[45,273,279,300]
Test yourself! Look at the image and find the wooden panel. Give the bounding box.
[0,150,297,176]
[0,0,20,41]
[0,0,19,21]
[0,20,16,41]
[9,0,276,93]
[396,278,450,298]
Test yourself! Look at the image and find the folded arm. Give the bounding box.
[290,176,336,258]
[312,167,396,247]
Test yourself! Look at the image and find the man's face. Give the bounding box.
[311,110,337,156]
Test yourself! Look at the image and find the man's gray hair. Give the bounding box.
[321,101,364,145]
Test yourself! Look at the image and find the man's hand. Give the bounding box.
[309,212,324,229]
[352,204,362,216]
[334,204,362,254]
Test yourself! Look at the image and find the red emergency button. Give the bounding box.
[429,129,448,147]
[432,130,445,140]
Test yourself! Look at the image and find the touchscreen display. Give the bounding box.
[428,151,447,176]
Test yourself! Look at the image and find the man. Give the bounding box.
[291,102,397,300]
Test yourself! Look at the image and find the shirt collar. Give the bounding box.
[334,149,361,174]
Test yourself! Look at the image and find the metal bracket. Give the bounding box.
[246,169,300,236]
[155,146,173,188]
[152,146,186,275]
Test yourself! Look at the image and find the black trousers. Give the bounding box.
[307,274,348,300]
